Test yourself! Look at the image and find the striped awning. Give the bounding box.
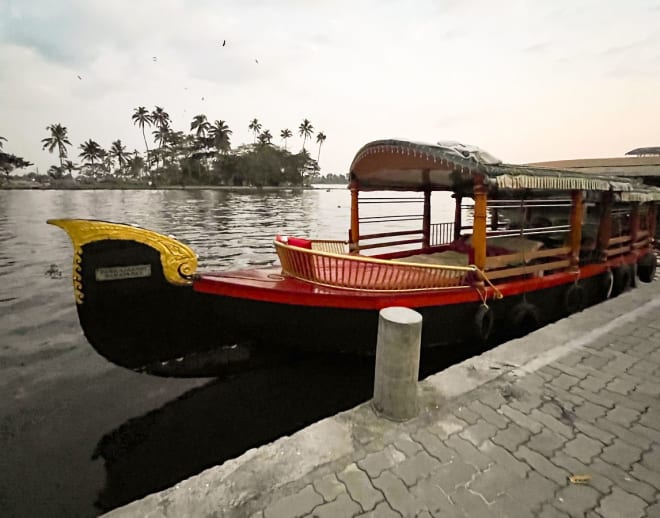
[620,189,660,202]
[493,174,615,192]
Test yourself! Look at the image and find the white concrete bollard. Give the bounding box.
[372,306,423,421]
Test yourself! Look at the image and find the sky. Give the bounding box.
[1,0,660,176]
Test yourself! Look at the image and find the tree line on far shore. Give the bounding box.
[0,137,33,180]
[1,108,347,187]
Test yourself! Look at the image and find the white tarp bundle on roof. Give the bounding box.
[435,141,502,166]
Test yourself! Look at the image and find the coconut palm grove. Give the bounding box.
[1,107,345,187]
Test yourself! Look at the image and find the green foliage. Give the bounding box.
[314,173,348,184]
[0,136,33,178]
[298,119,314,151]
[7,111,329,188]
[0,151,32,177]
[41,124,71,169]
[229,145,310,187]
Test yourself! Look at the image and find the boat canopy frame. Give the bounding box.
[347,140,660,270]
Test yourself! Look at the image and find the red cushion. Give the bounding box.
[287,236,313,249]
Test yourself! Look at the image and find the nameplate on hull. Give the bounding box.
[95,264,152,281]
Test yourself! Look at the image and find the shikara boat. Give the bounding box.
[49,140,660,376]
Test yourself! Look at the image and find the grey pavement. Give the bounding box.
[106,280,660,518]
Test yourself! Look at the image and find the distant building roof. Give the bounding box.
[625,146,660,156]
[528,156,660,178]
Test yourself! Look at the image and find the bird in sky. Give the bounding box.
[222,40,226,46]
[254,59,259,64]
[77,75,82,80]
[152,56,157,62]
[201,97,205,101]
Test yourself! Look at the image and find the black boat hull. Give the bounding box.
[50,219,639,377]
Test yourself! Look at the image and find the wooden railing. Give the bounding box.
[357,229,424,251]
[430,222,454,246]
[356,222,456,251]
[605,235,631,257]
[277,228,649,290]
[484,246,572,280]
[632,230,650,250]
[275,241,473,291]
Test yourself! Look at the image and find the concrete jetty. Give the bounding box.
[106,280,660,518]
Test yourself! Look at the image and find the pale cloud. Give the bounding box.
[1,0,660,177]
[521,42,551,54]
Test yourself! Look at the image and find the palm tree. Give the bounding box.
[47,165,63,179]
[127,150,146,178]
[210,120,232,154]
[109,139,129,175]
[78,139,104,174]
[298,119,314,152]
[248,118,262,143]
[132,107,152,160]
[62,160,79,176]
[190,114,211,138]
[257,130,273,145]
[315,131,327,162]
[152,126,171,169]
[101,150,113,176]
[280,129,292,150]
[41,124,72,169]
[151,106,171,129]
[0,152,32,180]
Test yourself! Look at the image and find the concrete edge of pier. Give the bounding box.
[104,280,660,517]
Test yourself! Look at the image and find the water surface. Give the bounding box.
[0,187,461,517]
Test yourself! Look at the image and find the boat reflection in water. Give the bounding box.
[92,340,496,513]
[91,352,374,512]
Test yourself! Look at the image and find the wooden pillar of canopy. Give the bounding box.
[349,179,360,253]
[490,208,499,231]
[472,177,487,270]
[596,191,613,254]
[453,193,463,241]
[649,203,658,245]
[630,202,640,244]
[422,189,431,248]
[568,190,584,270]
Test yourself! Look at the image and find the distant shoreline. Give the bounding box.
[0,182,346,192]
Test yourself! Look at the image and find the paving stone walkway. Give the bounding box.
[106,281,660,518]
[256,299,660,517]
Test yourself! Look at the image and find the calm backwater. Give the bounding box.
[0,187,462,517]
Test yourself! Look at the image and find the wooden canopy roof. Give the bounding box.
[349,140,638,194]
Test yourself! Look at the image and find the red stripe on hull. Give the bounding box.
[194,254,641,310]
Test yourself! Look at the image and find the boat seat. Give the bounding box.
[276,235,313,249]
[484,236,544,254]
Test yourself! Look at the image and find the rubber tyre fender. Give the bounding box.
[630,263,638,289]
[472,305,495,343]
[509,302,540,338]
[611,265,632,297]
[564,284,586,314]
[637,253,657,283]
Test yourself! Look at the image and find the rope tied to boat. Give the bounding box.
[471,266,503,307]
[572,267,581,286]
